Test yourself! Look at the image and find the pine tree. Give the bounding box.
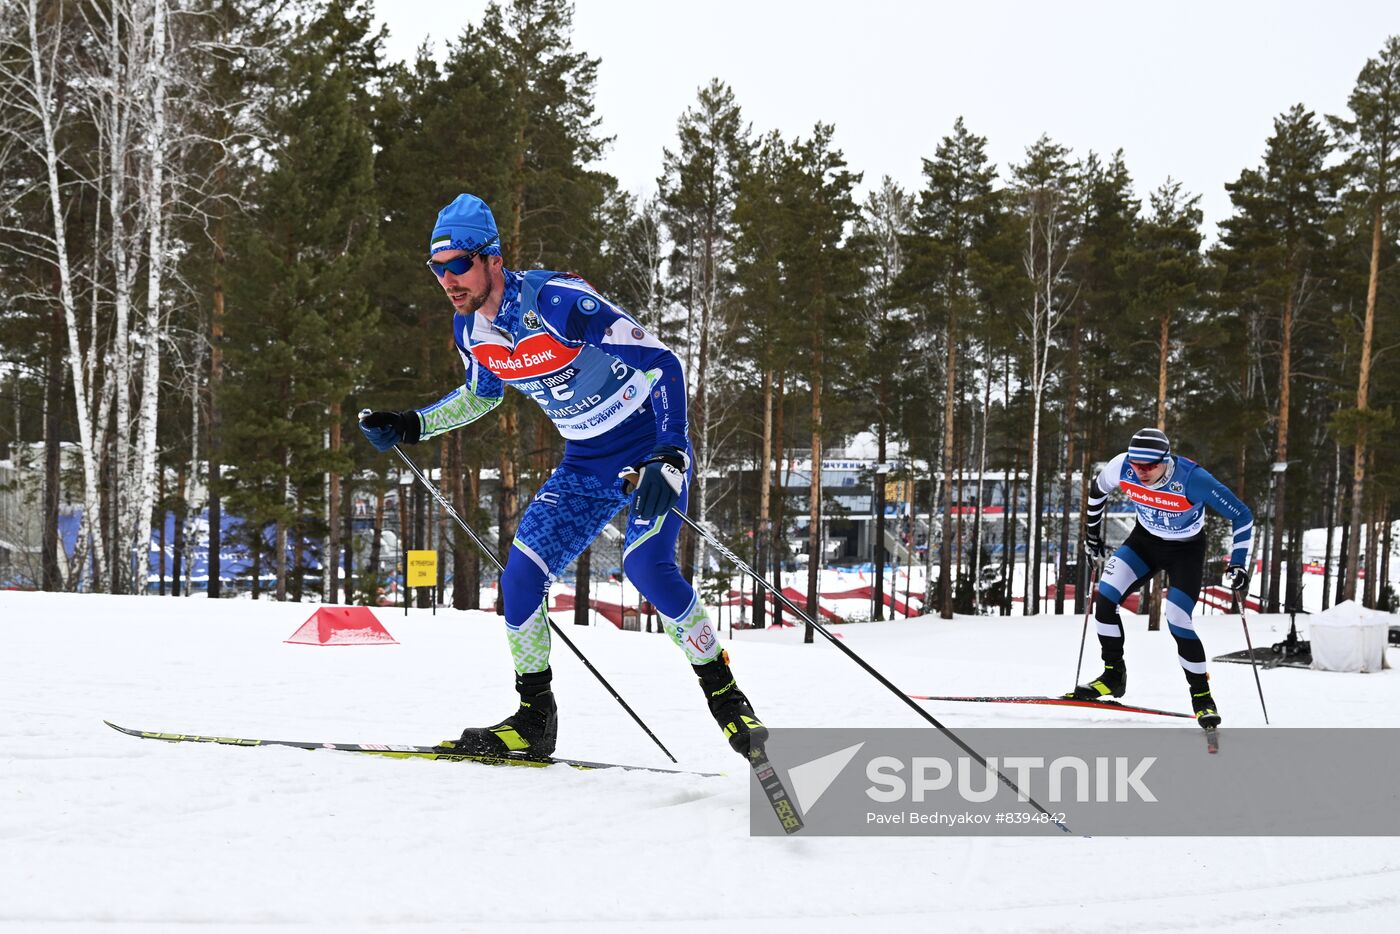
[658,79,751,581]
[1215,105,1337,608]
[852,177,914,619]
[224,0,383,600]
[1010,135,1080,614]
[902,117,999,617]
[1328,36,1400,603]
[456,0,610,592]
[732,131,794,629]
[783,126,860,639]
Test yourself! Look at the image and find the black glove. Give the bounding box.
[358,410,421,452]
[1227,564,1250,594]
[631,445,688,520]
[1084,525,1107,562]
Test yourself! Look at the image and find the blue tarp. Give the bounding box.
[145,510,322,584]
[42,510,323,589]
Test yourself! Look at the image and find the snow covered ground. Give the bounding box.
[3,590,1399,932]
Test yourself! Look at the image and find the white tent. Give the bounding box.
[1309,601,1392,673]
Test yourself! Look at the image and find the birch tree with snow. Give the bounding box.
[1,0,258,593]
[1011,136,1080,615]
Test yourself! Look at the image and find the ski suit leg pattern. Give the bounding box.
[506,603,552,675]
[1164,586,1207,676]
[1157,537,1209,686]
[656,592,721,664]
[622,463,721,665]
[1094,544,1151,661]
[503,466,630,673]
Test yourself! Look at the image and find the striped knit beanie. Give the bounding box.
[1127,428,1171,464]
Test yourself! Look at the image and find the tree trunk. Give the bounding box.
[971,359,991,612]
[1235,351,1250,499]
[1342,200,1383,603]
[806,343,823,644]
[368,480,386,605]
[1322,442,1338,611]
[755,369,773,629]
[1147,348,1171,632]
[1380,499,1393,610]
[954,453,965,608]
[207,166,226,598]
[251,527,262,601]
[291,503,305,603]
[42,299,63,591]
[438,444,451,604]
[772,373,786,628]
[1027,398,1042,616]
[326,407,342,604]
[1335,481,1351,608]
[575,546,591,626]
[939,307,957,619]
[342,482,355,605]
[874,375,887,621]
[1364,476,1380,609]
[158,468,168,596]
[685,245,713,588]
[414,481,430,609]
[275,468,288,602]
[466,458,482,609]
[1005,458,1020,616]
[172,463,187,597]
[396,480,408,609]
[450,434,469,610]
[923,448,938,611]
[1057,314,1083,614]
[26,0,108,590]
[1076,445,1091,614]
[1268,288,1295,612]
[129,0,170,595]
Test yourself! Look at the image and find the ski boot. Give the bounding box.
[1065,661,1126,701]
[441,668,557,757]
[1190,687,1221,731]
[695,652,767,757]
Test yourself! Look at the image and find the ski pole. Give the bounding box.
[1232,587,1270,725]
[362,413,678,763]
[1072,557,1104,690]
[624,472,1072,834]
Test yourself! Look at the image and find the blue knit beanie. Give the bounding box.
[429,194,501,257]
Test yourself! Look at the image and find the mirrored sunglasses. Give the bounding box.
[425,236,499,278]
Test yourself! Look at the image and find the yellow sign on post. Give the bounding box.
[406,550,438,587]
[884,478,912,505]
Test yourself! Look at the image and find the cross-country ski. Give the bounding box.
[908,694,1195,719]
[103,720,722,775]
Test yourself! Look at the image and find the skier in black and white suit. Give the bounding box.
[1072,428,1254,728]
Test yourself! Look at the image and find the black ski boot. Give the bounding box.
[695,653,767,757]
[1190,684,1221,731]
[1066,661,1127,701]
[441,668,557,757]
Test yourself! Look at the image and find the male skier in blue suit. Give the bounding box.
[360,194,765,759]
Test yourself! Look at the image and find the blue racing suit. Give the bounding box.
[412,269,718,674]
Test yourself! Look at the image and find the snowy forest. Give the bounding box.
[1,0,1398,622]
